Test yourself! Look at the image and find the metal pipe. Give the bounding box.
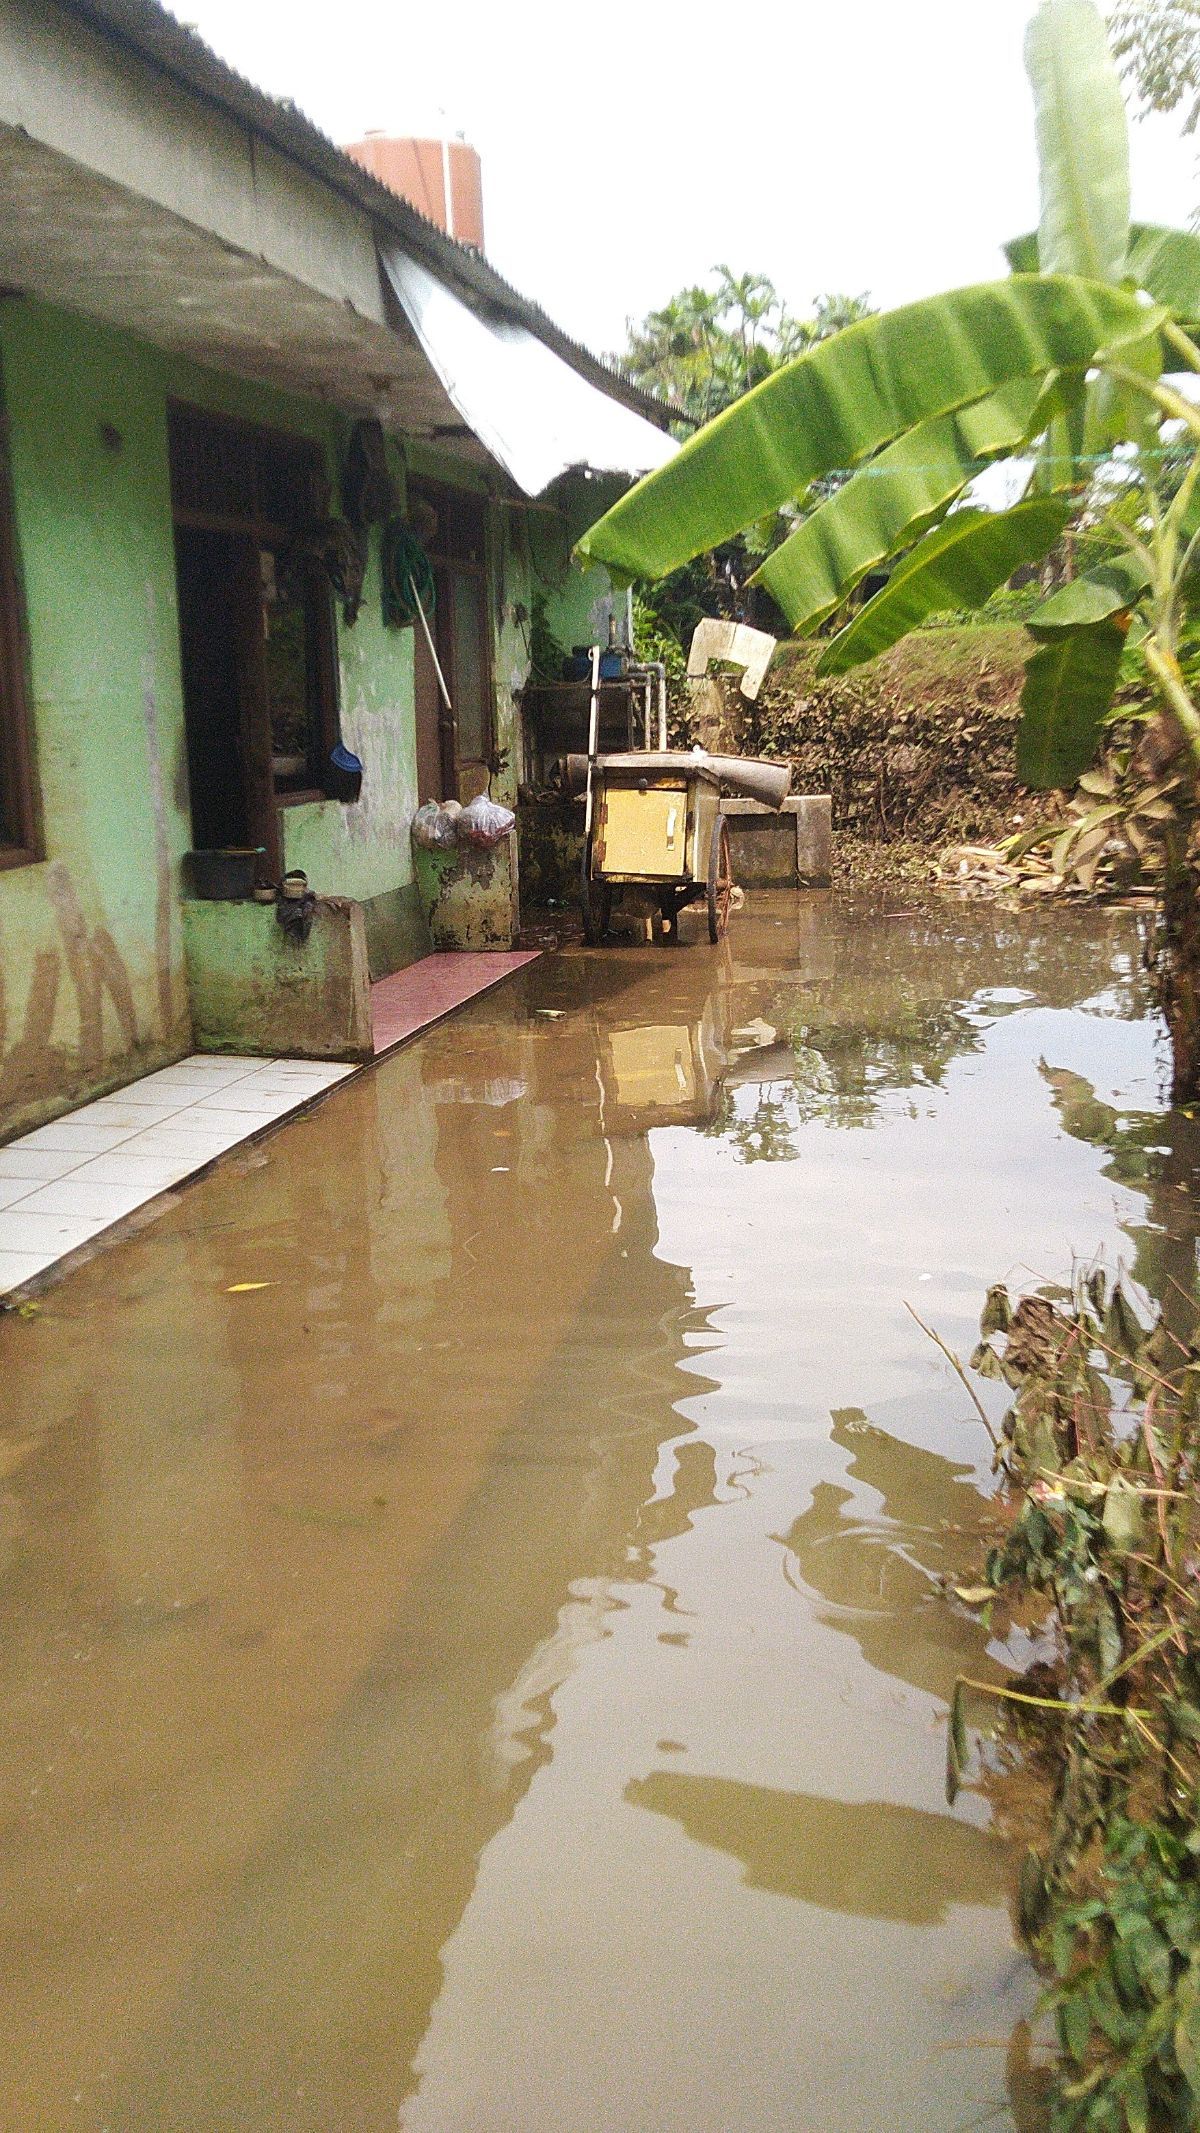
[584,644,601,839]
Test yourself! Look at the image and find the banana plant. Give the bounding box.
[577,0,1200,795]
[578,0,1200,1098]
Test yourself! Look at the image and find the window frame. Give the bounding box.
[0,367,38,871]
[167,400,341,810]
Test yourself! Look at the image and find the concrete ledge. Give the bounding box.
[359,880,431,982]
[182,896,374,1061]
[721,795,832,888]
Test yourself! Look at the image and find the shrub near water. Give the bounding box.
[728,624,1034,846]
[951,1271,1200,2131]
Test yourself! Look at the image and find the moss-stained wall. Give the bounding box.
[0,294,428,1134]
[0,294,622,1138]
[0,296,191,1136]
[491,477,623,793]
[182,896,373,1061]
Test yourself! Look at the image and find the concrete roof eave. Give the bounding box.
[53,0,685,433]
[0,121,495,463]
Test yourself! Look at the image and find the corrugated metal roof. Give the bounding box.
[57,0,689,431]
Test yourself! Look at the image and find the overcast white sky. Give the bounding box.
[174,0,1200,358]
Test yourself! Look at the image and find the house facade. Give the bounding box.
[0,0,673,1140]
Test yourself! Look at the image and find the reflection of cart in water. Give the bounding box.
[599,1000,729,1132]
[568,647,790,947]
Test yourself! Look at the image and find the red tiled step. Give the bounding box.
[370,951,539,1057]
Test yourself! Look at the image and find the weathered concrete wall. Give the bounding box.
[411,835,520,951]
[720,797,833,889]
[0,0,386,327]
[182,897,373,1060]
[278,454,425,978]
[496,476,625,794]
[0,296,192,1140]
[0,295,420,1136]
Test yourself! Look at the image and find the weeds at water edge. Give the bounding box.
[946,1269,1200,2132]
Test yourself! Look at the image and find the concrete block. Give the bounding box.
[793,795,833,887]
[720,795,832,888]
[411,830,520,951]
[181,897,374,1061]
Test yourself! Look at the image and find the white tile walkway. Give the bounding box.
[0,1054,354,1297]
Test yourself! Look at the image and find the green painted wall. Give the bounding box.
[0,296,191,1137]
[182,896,373,1061]
[0,294,620,1139]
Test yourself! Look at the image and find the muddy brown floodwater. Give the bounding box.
[2,893,1198,2133]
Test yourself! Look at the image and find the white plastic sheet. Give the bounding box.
[381,248,678,498]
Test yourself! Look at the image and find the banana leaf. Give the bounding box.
[752,377,1047,630]
[1025,0,1129,284]
[1017,619,1127,787]
[1085,321,1163,458]
[1028,554,1151,630]
[1126,223,1200,326]
[1006,221,1200,323]
[1004,233,1041,275]
[815,499,1071,678]
[575,280,1161,584]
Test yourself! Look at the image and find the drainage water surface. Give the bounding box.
[2,894,1196,2133]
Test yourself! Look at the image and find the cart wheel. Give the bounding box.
[707,818,733,943]
[580,830,612,945]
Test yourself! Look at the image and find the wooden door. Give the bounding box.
[414,610,454,805]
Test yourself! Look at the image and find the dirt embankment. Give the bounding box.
[683,624,1034,855]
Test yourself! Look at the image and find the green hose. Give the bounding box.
[381,520,436,629]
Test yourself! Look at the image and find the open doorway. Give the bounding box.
[409,481,494,806]
[169,403,340,879]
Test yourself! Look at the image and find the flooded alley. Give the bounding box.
[2,895,1195,2133]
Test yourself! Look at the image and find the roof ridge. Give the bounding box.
[58,0,689,429]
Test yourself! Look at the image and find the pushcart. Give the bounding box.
[572,645,789,947]
[580,749,731,944]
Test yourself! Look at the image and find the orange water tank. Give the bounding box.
[343,134,485,251]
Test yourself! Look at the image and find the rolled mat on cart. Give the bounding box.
[560,752,790,809]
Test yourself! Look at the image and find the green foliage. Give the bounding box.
[630,592,685,678]
[919,580,1049,627]
[590,0,1200,1106]
[1027,0,1131,282]
[1111,1,1200,139]
[578,278,1157,587]
[953,1266,1200,2130]
[1018,618,1130,787]
[620,269,874,428]
[1030,559,1153,633]
[755,379,1050,632]
[817,498,1071,678]
[1006,221,1200,318]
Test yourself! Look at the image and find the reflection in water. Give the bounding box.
[628,1772,1007,1921]
[0,895,1188,2133]
[1039,1061,1200,1314]
[774,1409,996,1701]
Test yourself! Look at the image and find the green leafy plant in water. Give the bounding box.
[948,1265,1200,2129]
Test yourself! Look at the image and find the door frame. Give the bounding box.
[408,478,495,803]
[167,401,340,872]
